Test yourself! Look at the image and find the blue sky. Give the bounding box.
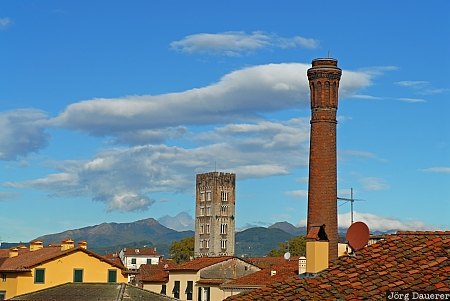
[1,1,449,242]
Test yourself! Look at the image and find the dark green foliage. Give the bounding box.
[267,235,306,257]
[169,236,194,263]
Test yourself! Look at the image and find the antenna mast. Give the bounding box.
[338,188,364,225]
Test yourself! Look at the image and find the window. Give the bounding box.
[206,206,211,216]
[34,269,45,284]
[205,239,209,249]
[160,284,167,295]
[172,281,180,299]
[1,274,6,282]
[200,192,205,202]
[131,258,137,264]
[200,224,204,234]
[203,287,210,301]
[185,281,193,300]
[221,191,228,201]
[108,270,117,283]
[200,206,205,216]
[147,258,152,264]
[206,191,211,201]
[0,291,5,301]
[205,224,210,234]
[198,287,202,301]
[73,269,83,283]
[221,205,228,215]
[221,239,227,250]
[220,223,228,234]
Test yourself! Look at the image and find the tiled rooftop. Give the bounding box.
[122,247,159,256]
[9,282,177,301]
[168,256,234,271]
[226,231,450,300]
[137,260,175,283]
[223,257,299,288]
[0,246,124,272]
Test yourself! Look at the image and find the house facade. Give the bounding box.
[165,256,260,301]
[0,240,127,300]
[118,247,160,283]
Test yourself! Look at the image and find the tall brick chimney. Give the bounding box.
[307,58,342,262]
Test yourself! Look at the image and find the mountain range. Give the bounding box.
[25,218,306,257]
[2,218,392,257]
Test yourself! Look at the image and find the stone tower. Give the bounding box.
[306,58,342,262]
[194,172,236,257]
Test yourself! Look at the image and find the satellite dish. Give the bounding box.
[283,252,291,260]
[346,221,370,251]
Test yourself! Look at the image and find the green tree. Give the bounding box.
[267,236,306,257]
[169,236,194,263]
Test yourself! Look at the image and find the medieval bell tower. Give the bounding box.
[306,58,342,261]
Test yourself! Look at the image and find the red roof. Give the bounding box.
[168,256,234,271]
[122,248,158,256]
[137,262,171,283]
[223,257,299,288]
[225,231,450,300]
[0,246,124,272]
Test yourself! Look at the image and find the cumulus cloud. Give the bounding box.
[170,31,318,56]
[298,211,433,232]
[6,118,312,211]
[0,17,12,30]
[52,63,371,140]
[0,109,50,160]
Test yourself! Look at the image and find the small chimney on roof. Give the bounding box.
[30,240,44,252]
[77,241,88,249]
[270,270,277,277]
[61,239,75,251]
[306,224,329,274]
[9,247,19,258]
[298,256,306,275]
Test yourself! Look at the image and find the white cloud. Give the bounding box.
[298,211,433,232]
[285,189,308,198]
[0,109,50,160]
[360,177,389,191]
[170,31,319,56]
[421,167,450,173]
[349,94,382,100]
[53,63,371,141]
[395,80,446,95]
[0,17,12,30]
[395,80,429,87]
[6,118,312,211]
[0,191,19,201]
[338,211,433,232]
[397,97,426,103]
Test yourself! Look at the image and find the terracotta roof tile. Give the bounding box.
[0,246,124,272]
[122,247,159,256]
[225,231,450,300]
[168,256,233,271]
[137,262,170,283]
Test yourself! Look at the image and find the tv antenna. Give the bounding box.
[337,188,366,225]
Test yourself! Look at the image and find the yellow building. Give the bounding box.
[0,239,127,300]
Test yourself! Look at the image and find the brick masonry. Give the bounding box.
[307,58,342,262]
